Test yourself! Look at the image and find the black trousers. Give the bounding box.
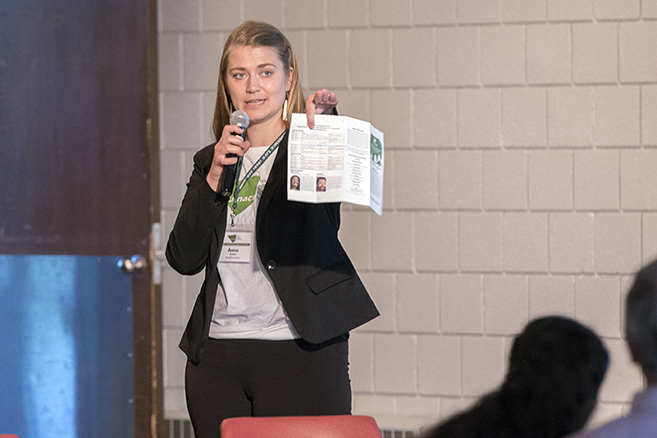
[185,336,351,438]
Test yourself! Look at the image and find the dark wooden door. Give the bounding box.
[0,0,162,436]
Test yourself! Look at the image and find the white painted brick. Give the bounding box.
[484,275,529,335]
[202,91,216,145]
[548,87,594,147]
[503,213,549,273]
[161,0,200,32]
[528,151,573,210]
[620,150,657,210]
[397,396,441,418]
[371,0,412,26]
[620,22,657,83]
[414,89,457,149]
[162,268,186,328]
[586,403,626,432]
[436,27,479,87]
[573,23,618,84]
[440,397,477,420]
[527,23,571,84]
[547,0,593,21]
[306,30,348,90]
[418,335,461,395]
[393,28,435,88]
[593,0,640,20]
[395,151,438,210]
[397,274,439,333]
[598,339,644,403]
[502,0,547,22]
[334,90,370,122]
[415,212,459,273]
[328,0,368,28]
[458,88,501,148]
[643,213,657,265]
[359,272,395,333]
[457,0,501,24]
[642,85,657,146]
[549,213,595,273]
[286,31,307,90]
[644,0,657,18]
[164,387,188,418]
[244,0,284,29]
[159,33,181,91]
[575,276,621,338]
[439,151,482,210]
[160,150,186,209]
[339,210,372,270]
[182,33,224,91]
[459,213,503,272]
[461,336,506,396]
[502,87,547,148]
[481,26,525,85]
[164,328,187,387]
[574,150,620,211]
[594,213,642,274]
[413,0,457,25]
[483,151,527,210]
[372,212,414,271]
[374,334,416,394]
[595,86,640,147]
[350,332,374,392]
[440,274,483,334]
[286,0,325,29]
[528,275,575,318]
[371,90,412,150]
[162,92,203,151]
[202,0,240,31]
[352,394,395,416]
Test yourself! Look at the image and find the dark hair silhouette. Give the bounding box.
[424,316,609,438]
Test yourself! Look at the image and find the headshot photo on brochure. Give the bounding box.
[316,176,326,192]
[289,174,300,190]
[165,20,379,438]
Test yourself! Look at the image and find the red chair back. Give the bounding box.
[221,415,382,438]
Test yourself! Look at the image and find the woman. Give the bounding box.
[422,316,609,438]
[290,174,300,190]
[166,21,379,438]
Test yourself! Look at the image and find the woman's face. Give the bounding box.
[225,45,292,130]
[290,176,299,189]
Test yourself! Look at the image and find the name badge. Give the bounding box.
[219,231,252,263]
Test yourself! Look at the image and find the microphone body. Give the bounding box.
[217,110,250,202]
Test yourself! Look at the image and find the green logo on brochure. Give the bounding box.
[229,176,260,215]
[227,235,237,243]
[370,135,382,166]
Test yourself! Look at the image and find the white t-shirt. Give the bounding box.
[209,138,299,340]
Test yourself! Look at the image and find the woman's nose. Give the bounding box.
[247,76,260,92]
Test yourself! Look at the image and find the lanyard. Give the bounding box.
[231,130,286,211]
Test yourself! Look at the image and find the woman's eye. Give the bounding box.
[262,70,273,77]
[233,72,245,79]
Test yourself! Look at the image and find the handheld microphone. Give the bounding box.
[217,110,250,202]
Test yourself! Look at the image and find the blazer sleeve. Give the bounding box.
[166,145,227,275]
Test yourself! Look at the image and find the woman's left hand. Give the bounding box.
[305,89,338,129]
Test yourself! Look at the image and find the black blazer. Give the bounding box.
[166,132,380,363]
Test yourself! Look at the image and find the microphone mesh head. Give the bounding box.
[230,110,250,129]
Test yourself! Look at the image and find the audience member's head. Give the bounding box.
[626,259,657,385]
[423,316,609,438]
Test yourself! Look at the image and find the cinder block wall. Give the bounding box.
[158,0,657,431]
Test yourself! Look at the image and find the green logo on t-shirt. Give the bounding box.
[229,176,260,215]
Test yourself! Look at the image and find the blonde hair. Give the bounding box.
[212,21,304,140]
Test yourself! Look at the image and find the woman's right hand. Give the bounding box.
[206,124,251,191]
